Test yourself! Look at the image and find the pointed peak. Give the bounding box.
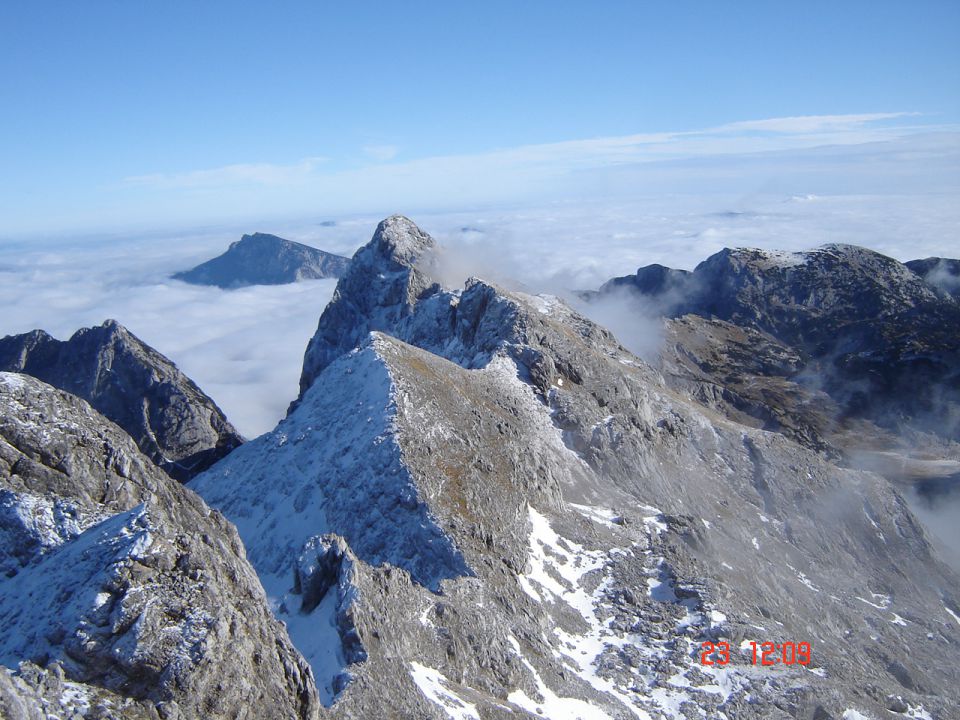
[87,319,134,343]
[367,215,435,267]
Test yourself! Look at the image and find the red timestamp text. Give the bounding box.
[699,641,812,666]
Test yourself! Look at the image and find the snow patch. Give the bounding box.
[569,503,621,529]
[944,606,960,627]
[506,636,618,720]
[410,662,480,720]
[856,594,891,610]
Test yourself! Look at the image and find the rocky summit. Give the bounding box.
[172,232,350,288]
[0,320,243,481]
[1,216,957,720]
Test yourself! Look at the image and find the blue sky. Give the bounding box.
[2,1,958,235]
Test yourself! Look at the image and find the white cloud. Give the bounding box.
[2,190,959,436]
[124,156,328,189]
[717,112,920,134]
[119,113,947,197]
[362,145,399,162]
[9,112,954,238]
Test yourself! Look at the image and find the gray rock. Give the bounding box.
[659,315,842,455]
[0,372,320,720]
[297,214,438,401]
[173,232,350,288]
[194,217,959,719]
[592,244,960,443]
[0,320,243,481]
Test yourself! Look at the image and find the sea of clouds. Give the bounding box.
[2,190,958,438]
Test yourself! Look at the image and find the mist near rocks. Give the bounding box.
[569,288,665,363]
[906,485,960,573]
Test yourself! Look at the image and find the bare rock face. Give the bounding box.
[0,372,320,720]
[0,320,243,481]
[195,218,960,719]
[172,232,350,289]
[297,214,438,401]
[659,315,842,455]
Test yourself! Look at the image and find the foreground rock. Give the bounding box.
[173,232,350,288]
[0,372,319,720]
[0,320,243,481]
[194,217,958,719]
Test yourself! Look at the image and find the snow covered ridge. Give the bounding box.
[0,489,107,576]
[192,338,472,590]
[191,336,476,703]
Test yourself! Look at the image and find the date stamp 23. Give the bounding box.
[699,640,812,666]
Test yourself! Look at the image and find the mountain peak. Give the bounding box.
[297,216,441,398]
[368,214,437,267]
[173,231,350,288]
[0,322,243,480]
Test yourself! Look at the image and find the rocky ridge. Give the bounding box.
[0,320,243,481]
[173,232,350,288]
[0,372,319,720]
[593,245,960,449]
[193,217,959,719]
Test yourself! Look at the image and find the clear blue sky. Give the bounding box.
[2,1,958,235]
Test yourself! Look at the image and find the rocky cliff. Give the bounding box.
[0,320,243,481]
[173,232,350,288]
[0,372,319,720]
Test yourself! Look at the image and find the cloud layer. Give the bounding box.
[3,188,958,438]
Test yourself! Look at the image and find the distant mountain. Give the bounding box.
[906,256,960,300]
[592,244,960,444]
[0,320,243,480]
[173,232,350,288]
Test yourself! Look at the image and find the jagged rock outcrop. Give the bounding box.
[0,372,320,720]
[0,320,243,481]
[173,232,350,288]
[906,256,960,300]
[194,217,959,719]
[297,215,437,399]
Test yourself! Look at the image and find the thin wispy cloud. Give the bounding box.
[13,112,956,238]
[124,156,328,189]
[718,112,920,134]
[120,112,946,195]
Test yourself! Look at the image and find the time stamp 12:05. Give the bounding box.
[699,640,812,666]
